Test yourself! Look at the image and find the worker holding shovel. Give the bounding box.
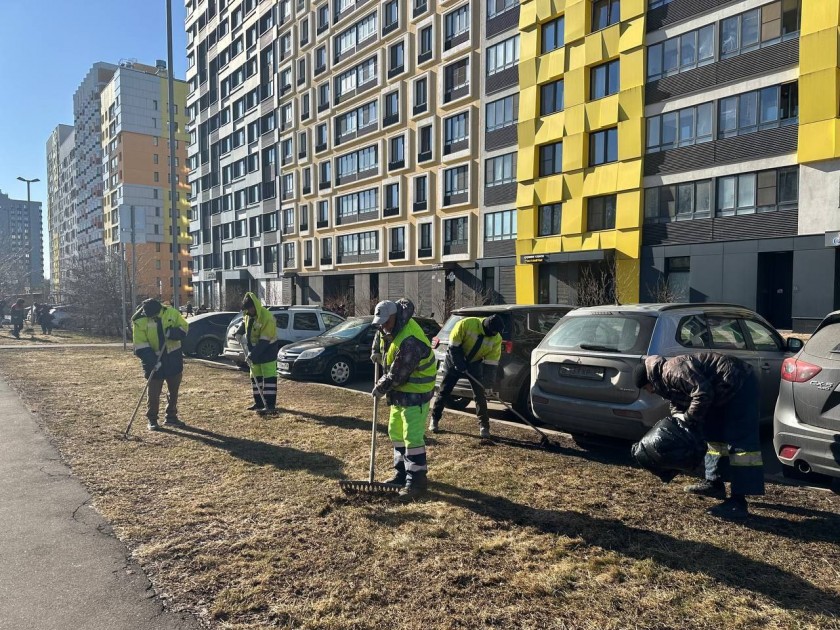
[132,299,189,431]
[370,299,437,497]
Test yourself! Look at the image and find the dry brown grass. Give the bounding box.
[0,328,118,345]
[1,347,839,630]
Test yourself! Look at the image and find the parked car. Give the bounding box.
[773,312,839,481]
[223,306,344,368]
[531,303,802,441]
[432,305,575,415]
[182,311,239,359]
[49,305,77,329]
[278,316,441,386]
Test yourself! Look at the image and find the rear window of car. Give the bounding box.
[803,322,840,359]
[274,313,290,329]
[438,315,465,339]
[293,312,320,331]
[544,314,655,354]
[527,310,567,334]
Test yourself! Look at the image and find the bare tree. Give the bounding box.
[323,289,356,317]
[0,234,34,297]
[61,253,128,336]
[576,262,618,307]
[647,276,682,304]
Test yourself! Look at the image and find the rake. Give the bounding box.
[339,362,402,495]
[463,370,558,451]
[123,344,168,439]
[237,334,268,410]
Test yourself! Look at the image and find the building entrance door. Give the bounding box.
[756,251,793,330]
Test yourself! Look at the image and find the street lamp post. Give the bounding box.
[16,176,40,296]
[166,0,180,311]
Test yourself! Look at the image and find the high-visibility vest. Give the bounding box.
[132,307,189,354]
[450,317,501,366]
[385,318,437,394]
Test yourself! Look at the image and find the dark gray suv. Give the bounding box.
[531,303,802,440]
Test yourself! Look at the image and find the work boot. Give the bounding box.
[479,425,491,439]
[685,479,726,499]
[382,472,406,486]
[707,496,749,520]
[256,406,276,415]
[246,403,264,411]
[147,420,160,431]
[399,475,428,498]
[163,416,185,427]
[428,417,440,433]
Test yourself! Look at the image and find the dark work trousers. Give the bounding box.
[147,371,183,422]
[702,370,764,496]
[430,360,489,429]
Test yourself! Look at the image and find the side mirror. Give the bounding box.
[786,337,804,353]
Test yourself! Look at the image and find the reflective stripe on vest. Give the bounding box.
[385,319,437,394]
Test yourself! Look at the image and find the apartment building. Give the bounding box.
[185,0,523,314]
[0,189,44,292]
[46,63,117,302]
[46,124,75,299]
[100,61,192,306]
[514,0,840,331]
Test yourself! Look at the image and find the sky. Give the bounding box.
[0,0,188,278]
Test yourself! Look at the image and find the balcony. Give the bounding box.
[314,63,326,76]
[443,191,468,206]
[298,149,307,160]
[318,101,330,113]
[302,185,312,195]
[444,32,469,51]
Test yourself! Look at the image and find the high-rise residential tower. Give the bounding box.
[46,124,75,299]
[0,189,44,292]
[100,60,192,306]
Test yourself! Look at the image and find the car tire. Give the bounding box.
[236,362,249,372]
[514,380,534,419]
[195,338,222,360]
[327,357,354,386]
[444,395,471,411]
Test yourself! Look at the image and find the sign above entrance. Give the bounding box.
[522,254,548,264]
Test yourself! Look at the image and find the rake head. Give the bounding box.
[338,479,403,495]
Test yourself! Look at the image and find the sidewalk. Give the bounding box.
[0,378,201,630]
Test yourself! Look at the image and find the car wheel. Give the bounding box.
[514,380,534,419]
[327,357,354,386]
[236,362,249,372]
[444,395,471,410]
[195,338,222,360]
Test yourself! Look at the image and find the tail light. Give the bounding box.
[431,337,440,349]
[502,340,514,354]
[778,445,800,460]
[781,357,822,383]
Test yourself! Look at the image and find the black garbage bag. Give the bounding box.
[631,415,707,483]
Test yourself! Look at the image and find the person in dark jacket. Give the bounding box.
[633,352,763,519]
[132,299,189,430]
[236,292,279,413]
[9,299,26,338]
[37,304,54,335]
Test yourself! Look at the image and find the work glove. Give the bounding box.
[370,352,382,364]
[371,384,387,399]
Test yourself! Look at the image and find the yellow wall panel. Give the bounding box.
[618,118,644,161]
[801,0,840,36]
[616,191,643,230]
[619,0,646,21]
[565,1,587,42]
[799,31,839,74]
[616,255,641,303]
[619,52,646,92]
[799,120,839,162]
[799,69,839,125]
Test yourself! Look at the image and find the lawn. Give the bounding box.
[0,327,120,345]
[1,347,838,630]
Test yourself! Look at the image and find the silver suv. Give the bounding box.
[531,304,801,440]
[223,306,344,368]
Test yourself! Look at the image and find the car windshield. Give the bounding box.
[544,314,655,354]
[322,318,369,339]
[438,315,465,338]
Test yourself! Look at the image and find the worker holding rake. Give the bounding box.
[236,292,279,414]
[132,299,189,431]
[371,299,437,497]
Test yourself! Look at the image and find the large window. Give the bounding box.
[337,188,378,219]
[717,167,798,216]
[334,13,377,57]
[646,102,714,152]
[486,94,519,130]
[647,25,714,81]
[389,41,405,73]
[444,165,469,197]
[484,209,517,241]
[390,226,406,253]
[718,83,798,138]
[540,79,564,116]
[444,58,470,92]
[721,1,800,58]
[488,0,517,18]
[336,145,378,178]
[590,60,619,100]
[587,195,617,231]
[485,153,517,187]
[445,5,469,40]
[592,0,620,31]
[538,203,562,236]
[644,180,712,222]
[541,16,564,53]
[419,222,433,251]
[444,111,469,146]
[444,216,468,245]
[539,142,563,176]
[589,128,618,165]
[487,35,520,75]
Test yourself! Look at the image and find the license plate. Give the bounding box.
[558,364,605,380]
[279,362,290,371]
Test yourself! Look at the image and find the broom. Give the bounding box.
[339,361,402,495]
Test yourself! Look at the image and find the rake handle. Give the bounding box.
[369,362,381,484]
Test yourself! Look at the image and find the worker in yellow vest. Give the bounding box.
[371,299,437,497]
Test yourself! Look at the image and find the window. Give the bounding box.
[419,125,433,157]
[444,216,468,244]
[385,183,400,210]
[589,127,618,165]
[337,188,378,220]
[444,165,469,199]
[539,142,563,176]
[322,237,333,261]
[646,102,713,152]
[414,77,428,110]
[721,1,799,58]
[444,111,469,146]
[315,46,326,70]
[587,195,616,231]
[647,25,714,80]
[444,58,469,94]
[665,257,691,302]
[320,161,331,186]
[718,83,798,138]
[390,226,406,252]
[389,135,405,166]
[385,91,399,120]
[389,41,405,73]
[487,35,519,75]
[538,203,562,236]
[590,60,619,99]
[484,209,517,241]
[419,222,432,251]
[644,180,712,222]
[415,175,428,206]
[488,0,517,18]
[742,319,783,352]
[318,201,329,223]
[384,0,398,27]
[293,312,319,331]
[419,26,433,57]
[716,167,798,216]
[445,5,469,41]
[707,316,747,350]
[540,80,563,115]
[541,16,564,53]
[592,0,620,31]
[485,153,516,187]
[486,94,518,130]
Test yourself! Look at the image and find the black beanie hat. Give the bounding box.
[482,315,504,336]
[241,295,254,310]
[633,363,649,389]
[142,299,162,317]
